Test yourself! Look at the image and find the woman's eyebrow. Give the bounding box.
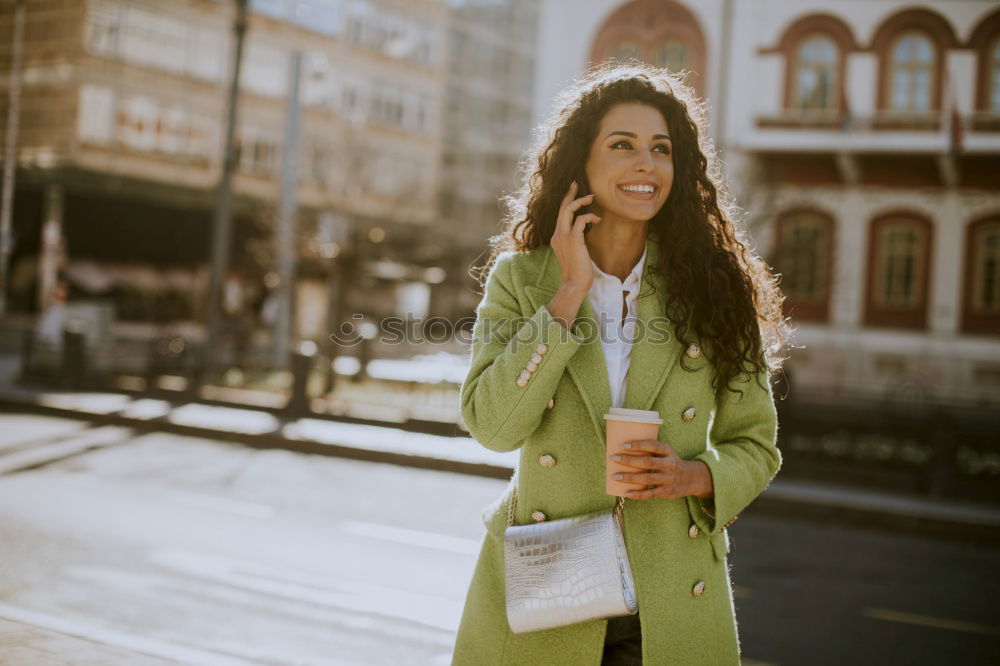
[605,130,671,141]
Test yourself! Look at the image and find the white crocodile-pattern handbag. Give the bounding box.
[503,472,638,634]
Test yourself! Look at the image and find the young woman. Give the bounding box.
[453,63,790,666]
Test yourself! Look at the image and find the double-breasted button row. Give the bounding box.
[516,344,548,387]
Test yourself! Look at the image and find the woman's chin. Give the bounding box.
[605,204,661,223]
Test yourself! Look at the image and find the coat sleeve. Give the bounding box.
[685,361,782,536]
[460,253,585,453]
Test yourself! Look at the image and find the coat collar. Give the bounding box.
[522,232,685,444]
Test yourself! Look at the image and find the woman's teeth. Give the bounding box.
[618,184,655,197]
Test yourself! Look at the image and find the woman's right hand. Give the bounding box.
[550,181,602,294]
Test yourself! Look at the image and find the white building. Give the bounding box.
[532,0,1000,408]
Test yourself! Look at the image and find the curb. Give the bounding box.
[1,389,998,543]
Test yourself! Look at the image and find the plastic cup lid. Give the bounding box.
[603,407,663,424]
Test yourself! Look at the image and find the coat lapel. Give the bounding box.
[523,233,684,445]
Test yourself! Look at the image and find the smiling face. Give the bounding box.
[584,102,674,224]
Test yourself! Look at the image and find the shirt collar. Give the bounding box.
[590,240,648,286]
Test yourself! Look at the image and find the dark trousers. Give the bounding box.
[602,612,642,665]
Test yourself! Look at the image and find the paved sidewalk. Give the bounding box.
[0,617,177,665]
[0,357,998,540]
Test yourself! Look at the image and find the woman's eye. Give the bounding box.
[611,140,671,155]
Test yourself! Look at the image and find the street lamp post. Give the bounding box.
[197,0,248,391]
[0,0,26,318]
[272,50,303,371]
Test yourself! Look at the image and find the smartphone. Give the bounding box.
[576,176,594,233]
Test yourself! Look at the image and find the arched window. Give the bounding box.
[865,214,932,329]
[589,0,708,96]
[653,39,690,72]
[610,41,641,63]
[889,32,935,113]
[774,210,833,322]
[962,217,1000,335]
[793,34,838,111]
[968,8,1000,117]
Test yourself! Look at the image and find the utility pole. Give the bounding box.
[198,0,248,388]
[272,50,303,370]
[0,0,26,318]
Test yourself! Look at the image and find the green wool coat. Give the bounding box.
[452,231,782,666]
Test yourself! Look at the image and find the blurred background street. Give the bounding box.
[0,0,998,663]
[0,411,997,665]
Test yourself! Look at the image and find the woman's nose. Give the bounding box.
[633,151,654,171]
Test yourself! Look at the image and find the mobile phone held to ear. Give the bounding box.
[576,178,594,233]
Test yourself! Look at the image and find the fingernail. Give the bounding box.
[622,442,632,449]
[610,454,621,462]
[612,473,623,480]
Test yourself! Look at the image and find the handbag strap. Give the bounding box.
[506,468,625,528]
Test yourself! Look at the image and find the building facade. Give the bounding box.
[533,0,1000,407]
[0,0,449,332]
[438,0,538,323]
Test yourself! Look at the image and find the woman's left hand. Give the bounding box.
[609,439,714,500]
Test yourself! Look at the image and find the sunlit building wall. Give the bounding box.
[534,0,1000,407]
[0,0,449,324]
[437,0,538,322]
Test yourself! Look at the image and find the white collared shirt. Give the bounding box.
[587,241,647,409]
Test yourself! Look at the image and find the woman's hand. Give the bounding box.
[609,440,715,500]
[550,180,602,294]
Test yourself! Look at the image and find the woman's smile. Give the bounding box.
[616,181,659,200]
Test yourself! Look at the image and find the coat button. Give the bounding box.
[688,523,700,539]
[531,511,547,522]
[547,398,555,409]
[686,343,701,359]
[530,352,543,364]
[682,407,697,421]
[539,454,555,468]
[519,370,531,381]
[516,377,528,388]
[526,361,538,372]
[536,344,548,355]
[692,581,706,597]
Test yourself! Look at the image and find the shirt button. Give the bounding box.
[531,511,547,522]
[682,407,697,421]
[539,454,555,468]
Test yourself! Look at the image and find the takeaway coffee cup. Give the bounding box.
[603,407,664,497]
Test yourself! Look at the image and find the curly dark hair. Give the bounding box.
[472,62,791,397]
